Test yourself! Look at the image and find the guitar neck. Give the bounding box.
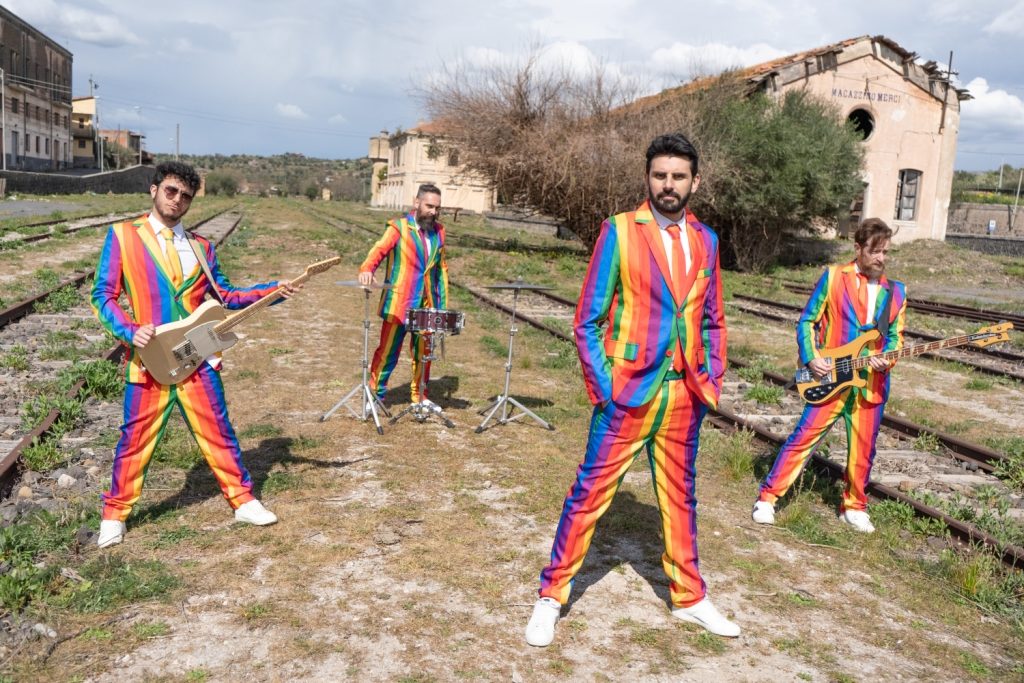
[851,334,979,369]
[213,271,311,335]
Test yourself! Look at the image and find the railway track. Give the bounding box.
[731,293,1024,383]
[0,209,149,248]
[458,283,1024,567]
[0,210,243,493]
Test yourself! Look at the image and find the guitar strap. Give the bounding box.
[875,282,893,342]
[187,236,226,305]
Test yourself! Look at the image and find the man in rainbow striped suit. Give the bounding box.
[752,218,907,533]
[358,183,448,408]
[526,134,740,646]
[92,162,298,549]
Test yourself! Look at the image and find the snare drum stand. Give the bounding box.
[476,286,554,433]
[320,287,391,434]
[389,331,456,428]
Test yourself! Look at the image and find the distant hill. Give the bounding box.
[152,152,373,200]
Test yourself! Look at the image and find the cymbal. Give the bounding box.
[486,279,552,291]
[335,280,393,289]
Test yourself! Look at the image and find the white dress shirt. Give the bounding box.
[651,206,693,277]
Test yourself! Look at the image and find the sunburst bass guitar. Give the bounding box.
[137,256,342,385]
[795,322,1013,404]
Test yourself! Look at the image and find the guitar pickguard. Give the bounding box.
[798,354,855,403]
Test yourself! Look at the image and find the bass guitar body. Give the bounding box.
[794,329,879,404]
[136,300,238,385]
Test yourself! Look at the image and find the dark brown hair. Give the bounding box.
[853,217,892,249]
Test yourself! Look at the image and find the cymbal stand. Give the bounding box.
[476,287,554,433]
[320,288,390,434]
[389,331,455,428]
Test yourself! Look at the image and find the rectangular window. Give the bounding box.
[10,98,17,114]
[10,131,17,158]
[78,139,85,149]
[35,136,40,154]
[895,169,921,221]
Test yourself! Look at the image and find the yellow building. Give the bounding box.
[371,122,496,214]
[71,96,98,168]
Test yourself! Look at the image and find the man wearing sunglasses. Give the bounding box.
[91,161,298,548]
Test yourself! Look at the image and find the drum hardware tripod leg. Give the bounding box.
[475,288,554,434]
[320,288,390,434]
[389,332,455,428]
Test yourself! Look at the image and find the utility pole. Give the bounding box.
[1012,169,1023,232]
[175,123,180,160]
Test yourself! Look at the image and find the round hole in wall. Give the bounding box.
[848,108,875,140]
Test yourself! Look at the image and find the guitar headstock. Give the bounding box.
[969,322,1014,347]
[305,256,343,276]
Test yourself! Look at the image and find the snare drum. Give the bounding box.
[406,308,465,335]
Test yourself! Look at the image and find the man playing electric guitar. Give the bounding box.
[91,161,301,548]
[752,218,907,533]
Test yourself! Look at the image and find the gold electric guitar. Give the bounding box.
[795,322,1013,404]
[137,256,342,385]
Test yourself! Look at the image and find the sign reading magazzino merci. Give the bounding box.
[831,88,902,104]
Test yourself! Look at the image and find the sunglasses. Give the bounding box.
[161,184,195,202]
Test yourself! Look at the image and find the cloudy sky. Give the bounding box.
[9,0,1024,170]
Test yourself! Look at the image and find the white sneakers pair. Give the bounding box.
[525,596,741,646]
[97,500,278,548]
[751,500,875,534]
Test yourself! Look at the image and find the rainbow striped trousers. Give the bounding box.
[758,390,885,512]
[539,379,708,609]
[102,363,254,521]
[369,317,432,403]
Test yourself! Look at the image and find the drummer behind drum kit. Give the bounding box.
[321,278,555,435]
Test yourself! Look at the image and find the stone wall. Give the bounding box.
[947,202,1024,237]
[0,165,152,195]
[945,233,1024,257]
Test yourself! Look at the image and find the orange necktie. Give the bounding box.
[161,228,183,286]
[666,224,686,372]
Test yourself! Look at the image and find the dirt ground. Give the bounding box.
[8,200,1024,682]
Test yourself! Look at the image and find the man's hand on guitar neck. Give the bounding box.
[866,355,891,373]
[133,324,156,349]
[277,281,303,299]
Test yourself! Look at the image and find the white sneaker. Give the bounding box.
[751,501,775,525]
[97,520,126,548]
[671,598,741,637]
[234,500,278,526]
[841,509,875,534]
[525,597,561,647]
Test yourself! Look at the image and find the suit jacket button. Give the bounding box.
[665,350,672,357]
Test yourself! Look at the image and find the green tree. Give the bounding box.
[304,184,319,201]
[205,171,239,197]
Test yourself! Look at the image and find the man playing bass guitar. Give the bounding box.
[752,218,907,533]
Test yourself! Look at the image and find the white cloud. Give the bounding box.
[984,1,1024,35]
[328,113,347,125]
[651,42,787,81]
[275,103,309,120]
[5,0,142,46]
[961,77,1024,130]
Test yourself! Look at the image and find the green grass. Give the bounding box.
[0,345,29,371]
[21,439,66,472]
[964,376,994,391]
[35,285,82,314]
[58,556,180,613]
[744,383,784,406]
[479,335,507,357]
[239,423,284,439]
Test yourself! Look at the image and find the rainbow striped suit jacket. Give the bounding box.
[359,213,448,323]
[91,214,280,384]
[574,201,727,409]
[797,261,907,404]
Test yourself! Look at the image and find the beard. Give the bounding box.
[649,187,690,216]
[416,212,435,228]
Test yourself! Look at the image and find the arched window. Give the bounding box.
[848,108,875,140]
